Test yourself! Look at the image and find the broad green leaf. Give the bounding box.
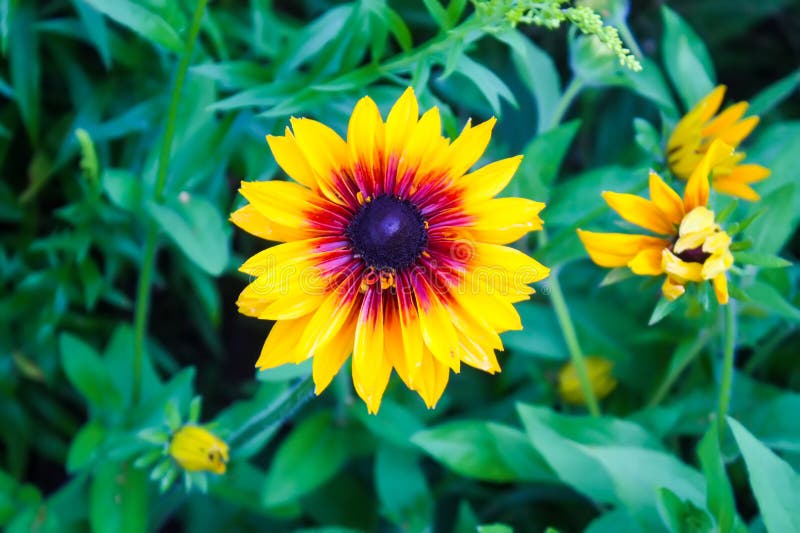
[59,333,121,409]
[570,33,627,87]
[263,411,352,507]
[585,509,645,533]
[82,0,184,52]
[103,169,142,212]
[412,420,553,483]
[104,325,160,406]
[73,0,111,68]
[453,54,517,115]
[355,399,424,450]
[733,251,791,269]
[517,120,581,202]
[503,302,567,360]
[9,5,39,142]
[650,298,679,325]
[697,425,736,533]
[743,184,796,254]
[191,61,272,90]
[375,445,431,530]
[145,195,229,276]
[279,5,351,73]
[477,525,514,533]
[661,6,715,109]
[728,417,800,533]
[67,421,106,473]
[748,69,800,117]
[89,462,148,533]
[633,117,662,158]
[743,280,800,323]
[498,30,561,132]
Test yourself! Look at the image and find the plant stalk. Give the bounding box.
[716,301,737,436]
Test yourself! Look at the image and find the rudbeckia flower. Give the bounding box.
[232,88,549,413]
[578,140,735,304]
[169,425,229,475]
[667,85,770,201]
[558,356,617,406]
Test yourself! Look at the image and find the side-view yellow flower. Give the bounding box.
[232,87,549,413]
[667,85,770,201]
[558,356,617,406]
[169,425,229,475]
[578,140,735,304]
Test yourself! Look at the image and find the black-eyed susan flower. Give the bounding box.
[168,425,229,474]
[558,356,617,405]
[578,140,735,304]
[232,88,549,413]
[667,85,770,201]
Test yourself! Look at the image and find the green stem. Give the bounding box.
[548,265,601,416]
[548,78,584,131]
[647,329,713,408]
[618,22,644,59]
[716,302,737,436]
[132,0,208,403]
[228,375,315,453]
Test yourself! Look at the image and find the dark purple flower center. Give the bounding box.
[672,241,710,264]
[347,194,427,270]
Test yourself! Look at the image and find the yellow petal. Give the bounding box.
[348,96,385,172]
[724,164,770,184]
[469,197,544,244]
[702,101,748,137]
[473,242,550,287]
[258,292,326,320]
[416,284,460,372]
[447,117,496,179]
[602,191,674,235]
[289,117,349,201]
[695,85,727,122]
[399,106,444,177]
[239,180,317,229]
[648,171,684,225]
[661,276,686,301]
[255,315,313,369]
[577,229,670,268]
[230,204,308,242]
[266,128,317,188]
[413,348,450,409]
[678,206,715,237]
[298,286,360,356]
[460,155,523,200]
[712,176,760,201]
[662,249,704,283]
[628,246,665,276]
[385,87,419,159]
[713,273,729,304]
[352,291,391,414]
[683,139,733,212]
[715,116,759,147]
[312,319,356,395]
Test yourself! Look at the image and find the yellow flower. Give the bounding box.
[231,88,549,413]
[667,85,770,201]
[577,140,735,304]
[169,425,229,474]
[558,356,617,405]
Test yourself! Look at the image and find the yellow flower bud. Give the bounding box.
[168,425,229,475]
[558,357,617,405]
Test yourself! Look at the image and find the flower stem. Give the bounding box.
[548,265,601,416]
[647,329,713,408]
[132,0,208,404]
[548,78,584,131]
[716,301,737,436]
[228,375,315,454]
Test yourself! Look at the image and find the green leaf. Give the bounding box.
[82,0,184,52]
[649,298,679,325]
[73,0,111,68]
[374,445,432,530]
[453,54,517,115]
[517,120,581,202]
[104,325,161,407]
[498,30,561,133]
[570,33,627,87]
[421,0,449,29]
[59,333,121,409]
[477,525,514,533]
[9,5,40,142]
[733,252,791,269]
[633,117,662,158]
[743,184,796,254]
[656,487,713,533]
[89,462,148,533]
[66,421,106,473]
[355,399,423,450]
[102,169,142,212]
[263,411,352,507]
[743,280,800,323]
[145,194,229,276]
[412,420,553,483]
[697,425,736,533]
[661,6,715,109]
[728,417,800,533]
[503,302,567,360]
[748,69,800,117]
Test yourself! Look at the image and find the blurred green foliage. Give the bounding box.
[1,0,799,531]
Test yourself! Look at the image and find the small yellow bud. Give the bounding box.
[558,356,617,405]
[168,425,229,474]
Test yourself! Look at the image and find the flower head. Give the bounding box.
[558,356,617,405]
[169,425,229,475]
[667,85,769,201]
[578,140,735,304]
[232,88,549,413]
